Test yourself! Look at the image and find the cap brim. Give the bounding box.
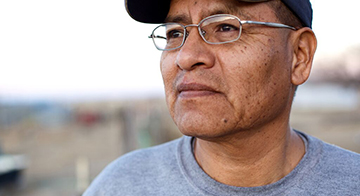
[125,0,270,24]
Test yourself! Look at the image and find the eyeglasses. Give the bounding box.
[148,14,296,51]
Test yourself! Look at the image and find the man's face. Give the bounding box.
[161,0,296,139]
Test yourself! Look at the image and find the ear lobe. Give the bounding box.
[291,28,317,86]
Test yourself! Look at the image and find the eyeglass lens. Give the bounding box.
[152,15,242,50]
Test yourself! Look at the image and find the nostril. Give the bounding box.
[177,61,205,70]
[188,62,206,70]
[193,62,205,67]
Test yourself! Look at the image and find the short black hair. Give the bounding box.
[267,0,304,29]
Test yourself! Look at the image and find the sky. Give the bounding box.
[0,0,359,102]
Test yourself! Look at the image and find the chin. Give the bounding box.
[175,114,240,140]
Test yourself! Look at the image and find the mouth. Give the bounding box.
[177,83,220,98]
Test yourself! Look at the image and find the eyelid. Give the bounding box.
[166,24,184,32]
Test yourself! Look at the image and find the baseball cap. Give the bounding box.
[125,0,313,28]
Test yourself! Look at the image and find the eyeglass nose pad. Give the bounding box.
[200,29,206,37]
[185,31,189,39]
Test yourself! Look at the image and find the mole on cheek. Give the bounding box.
[223,119,228,123]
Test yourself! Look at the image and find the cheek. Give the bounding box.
[160,53,178,117]
[219,44,292,126]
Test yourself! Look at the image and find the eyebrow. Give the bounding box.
[165,2,252,24]
[165,14,191,24]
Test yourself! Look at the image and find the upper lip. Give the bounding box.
[177,83,219,93]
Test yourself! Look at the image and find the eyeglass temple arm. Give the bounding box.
[148,35,167,39]
[148,28,194,39]
[241,21,296,30]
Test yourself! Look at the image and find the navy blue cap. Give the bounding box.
[125,0,313,28]
[281,0,312,28]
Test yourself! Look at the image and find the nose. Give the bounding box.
[175,28,215,71]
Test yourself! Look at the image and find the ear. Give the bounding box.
[290,28,317,86]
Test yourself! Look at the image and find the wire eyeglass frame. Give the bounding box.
[148,14,296,51]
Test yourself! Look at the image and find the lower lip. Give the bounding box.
[179,90,218,98]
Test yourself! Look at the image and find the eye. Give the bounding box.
[218,24,239,32]
[166,29,184,39]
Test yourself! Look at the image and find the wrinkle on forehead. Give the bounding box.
[165,0,252,24]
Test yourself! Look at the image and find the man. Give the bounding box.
[84,0,360,195]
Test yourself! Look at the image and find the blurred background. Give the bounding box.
[0,0,359,195]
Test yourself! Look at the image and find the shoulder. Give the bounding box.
[112,137,181,169]
[98,137,182,177]
[309,134,360,169]
[303,134,360,194]
[83,137,185,196]
[318,138,360,176]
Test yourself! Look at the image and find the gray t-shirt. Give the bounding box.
[83,131,360,196]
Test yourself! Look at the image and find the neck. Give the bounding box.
[193,125,305,187]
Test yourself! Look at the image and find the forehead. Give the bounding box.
[166,0,265,23]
